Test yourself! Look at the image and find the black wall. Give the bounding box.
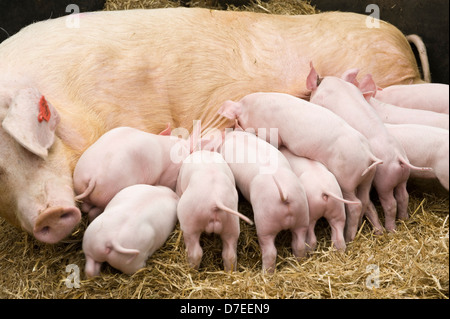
[0,0,105,42]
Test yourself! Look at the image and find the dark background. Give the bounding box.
[0,0,448,84]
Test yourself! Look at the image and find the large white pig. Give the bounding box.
[219,130,309,273]
[307,66,433,231]
[218,93,382,242]
[83,184,178,277]
[176,150,252,271]
[73,126,189,221]
[0,8,424,242]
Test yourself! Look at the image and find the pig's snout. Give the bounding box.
[33,206,81,244]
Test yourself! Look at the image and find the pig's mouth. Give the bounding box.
[33,205,81,244]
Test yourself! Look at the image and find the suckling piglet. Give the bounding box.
[374,83,449,115]
[73,126,189,221]
[83,184,178,277]
[385,124,449,190]
[176,150,253,271]
[307,65,432,231]
[280,147,360,252]
[218,93,381,243]
[219,130,309,273]
[368,97,449,130]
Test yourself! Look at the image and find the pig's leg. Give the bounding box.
[85,255,102,278]
[305,219,318,252]
[291,226,308,259]
[364,201,385,235]
[377,189,397,232]
[88,207,104,222]
[221,234,238,272]
[327,216,346,251]
[183,231,203,269]
[395,182,409,220]
[220,218,239,272]
[342,191,362,243]
[257,233,278,273]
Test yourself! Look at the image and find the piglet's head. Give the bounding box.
[2,88,60,159]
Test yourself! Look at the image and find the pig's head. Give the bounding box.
[0,87,81,244]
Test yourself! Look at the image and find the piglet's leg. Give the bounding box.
[221,233,238,272]
[364,201,384,235]
[305,219,318,252]
[395,182,409,221]
[291,226,308,259]
[258,233,277,274]
[327,217,346,251]
[342,192,362,243]
[378,190,397,232]
[183,232,203,270]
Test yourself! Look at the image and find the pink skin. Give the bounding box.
[307,65,432,232]
[280,147,361,252]
[385,124,449,191]
[73,126,189,221]
[0,88,80,244]
[374,83,449,115]
[218,93,381,243]
[219,130,309,273]
[83,184,178,277]
[367,97,449,130]
[176,150,252,271]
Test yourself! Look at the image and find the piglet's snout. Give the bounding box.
[33,206,81,244]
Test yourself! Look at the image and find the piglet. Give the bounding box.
[307,64,432,231]
[219,130,309,273]
[176,150,253,271]
[368,97,449,130]
[73,126,189,221]
[385,124,449,190]
[83,184,178,277]
[280,147,360,252]
[374,83,449,115]
[218,93,381,243]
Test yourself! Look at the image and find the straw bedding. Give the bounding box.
[0,0,448,299]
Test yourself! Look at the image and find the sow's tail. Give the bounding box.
[216,202,254,225]
[399,156,433,172]
[406,34,431,83]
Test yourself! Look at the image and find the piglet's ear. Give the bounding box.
[2,88,60,159]
[341,68,360,86]
[217,100,241,120]
[306,61,320,91]
[358,74,377,101]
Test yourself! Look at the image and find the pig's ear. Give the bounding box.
[341,68,360,86]
[358,74,377,101]
[2,88,60,159]
[306,62,320,91]
[217,100,241,120]
[159,122,172,135]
